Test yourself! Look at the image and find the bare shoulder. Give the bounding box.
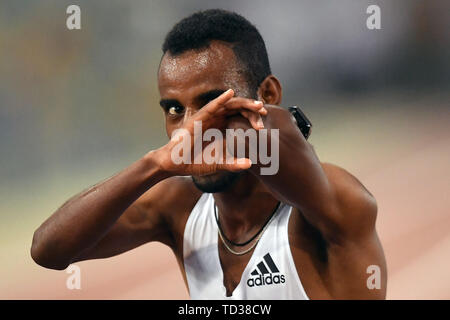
[320,162,378,242]
[134,175,202,248]
[137,175,202,221]
[141,175,200,207]
[321,162,375,198]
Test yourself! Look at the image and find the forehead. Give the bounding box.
[158,41,248,97]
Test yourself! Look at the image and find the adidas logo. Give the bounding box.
[247,253,286,287]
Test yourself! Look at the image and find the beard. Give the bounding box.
[191,171,243,193]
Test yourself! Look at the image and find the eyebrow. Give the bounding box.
[159,89,227,109]
[195,89,226,106]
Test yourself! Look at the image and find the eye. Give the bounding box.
[168,105,184,115]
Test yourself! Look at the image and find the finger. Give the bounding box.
[200,89,235,117]
[224,98,267,115]
[216,157,252,172]
[240,110,265,130]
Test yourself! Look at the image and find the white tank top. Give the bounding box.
[183,193,309,300]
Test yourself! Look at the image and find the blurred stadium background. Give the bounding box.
[0,0,449,299]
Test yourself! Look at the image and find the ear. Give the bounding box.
[257,75,282,105]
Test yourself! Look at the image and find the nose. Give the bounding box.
[182,106,198,125]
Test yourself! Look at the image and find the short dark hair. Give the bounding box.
[162,9,272,97]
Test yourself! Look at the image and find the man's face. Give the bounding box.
[157,41,253,193]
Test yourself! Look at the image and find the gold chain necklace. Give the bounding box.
[215,203,280,256]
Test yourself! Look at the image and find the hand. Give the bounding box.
[155,89,268,176]
[225,104,303,176]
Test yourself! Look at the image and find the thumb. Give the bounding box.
[216,157,252,172]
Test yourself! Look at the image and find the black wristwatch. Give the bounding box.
[288,106,312,140]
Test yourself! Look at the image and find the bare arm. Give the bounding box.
[30,151,171,270]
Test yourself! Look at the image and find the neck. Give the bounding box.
[213,171,279,243]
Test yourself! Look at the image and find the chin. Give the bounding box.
[192,171,243,193]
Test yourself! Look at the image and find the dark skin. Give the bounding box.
[31,41,387,299]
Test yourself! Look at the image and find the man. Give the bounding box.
[31,9,386,299]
